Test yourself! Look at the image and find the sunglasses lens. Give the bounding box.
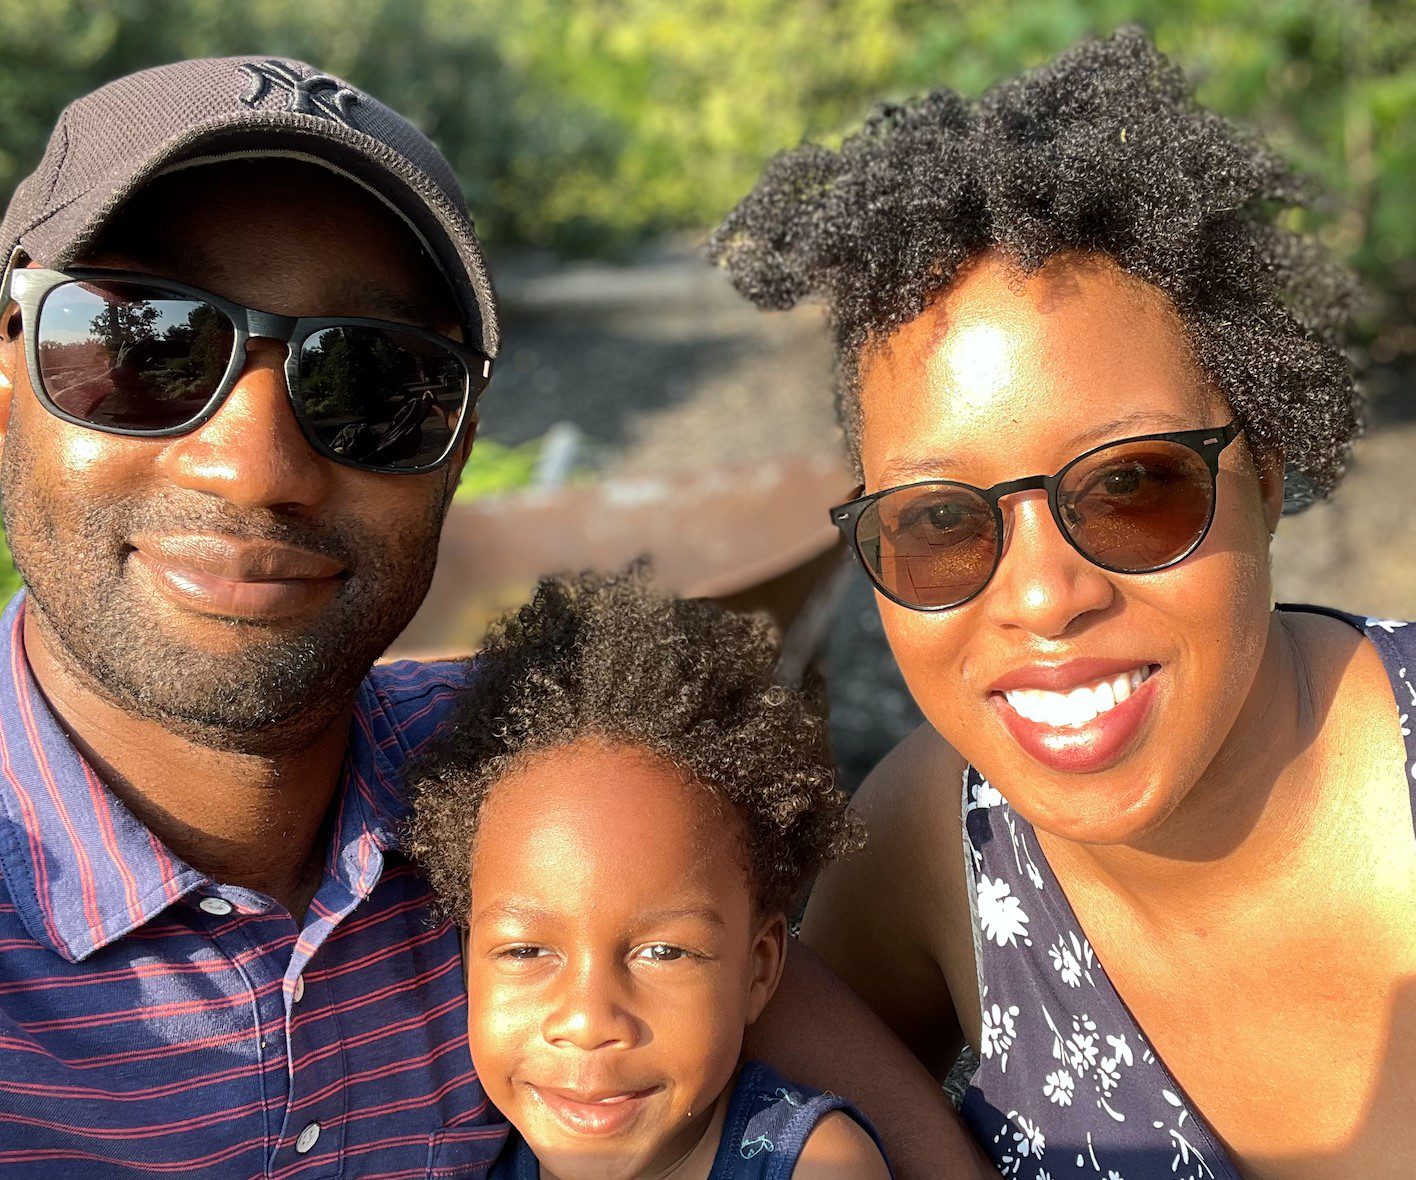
[1059,439,1215,570]
[298,326,470,471]
[856,484,998,608]
[36,281,233,430]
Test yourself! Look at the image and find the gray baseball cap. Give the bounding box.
[0,56,499,356]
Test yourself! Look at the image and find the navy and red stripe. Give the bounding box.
[0,591,508,1176]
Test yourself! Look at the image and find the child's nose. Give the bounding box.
[541,964,641,1052]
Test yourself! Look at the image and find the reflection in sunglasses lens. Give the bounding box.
[299,327,469,470]
[1060,441,1213,570]
[37,281,233,429]
[857,484,998,608]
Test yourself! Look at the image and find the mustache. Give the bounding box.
[110,497,362,569]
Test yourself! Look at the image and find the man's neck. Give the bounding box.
[22,607,358,921]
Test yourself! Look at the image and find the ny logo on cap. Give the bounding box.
[239,60,360,125]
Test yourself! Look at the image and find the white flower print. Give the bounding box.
[1048,939,1082,986]
[1036,1171,1054,1180]
[1106,1172,1125,1180]
[1105,1033,1134,1068]
[1366,618,1408,633]
[978,875,1030,947]
[1094,1032,1134,1097]
[1011,1115,1045,1158]
[969,777,1005,810]
[1047,931,1095,988]
[1095,1056,1121,1095]
[1061,1013,1100,1074]
[1067,1031,1098,1074]
[980,1002,1020,1070]
[1043,1069,1074,1106]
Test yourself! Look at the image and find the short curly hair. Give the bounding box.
[403,565,861,923]
[708,26,1361,503]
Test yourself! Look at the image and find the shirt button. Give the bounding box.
[292,976,305,1003]
[295,1122,321,1154]
[199,897,233,916]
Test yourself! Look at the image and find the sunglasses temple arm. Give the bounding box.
[0,246,26,310]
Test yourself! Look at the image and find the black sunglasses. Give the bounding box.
[832,424,1240,612]
[1,263,493,475]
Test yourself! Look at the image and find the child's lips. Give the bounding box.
[527,1082,663,1137]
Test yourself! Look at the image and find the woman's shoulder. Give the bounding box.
[851,721,968,829]
[1281,606,1414,711]
[794,1110,892,1178]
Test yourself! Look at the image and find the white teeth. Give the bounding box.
[1002,667,1152,729]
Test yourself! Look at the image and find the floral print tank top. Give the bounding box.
[958,608,1416,1179]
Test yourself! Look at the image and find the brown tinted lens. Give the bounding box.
[298,326,469,470]
[36,281,232,429]
[1059,439,1214,570]
[856,483,998,608]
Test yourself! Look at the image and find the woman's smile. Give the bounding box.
[991,662,1161,774]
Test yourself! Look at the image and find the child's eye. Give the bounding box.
[635,944,688,963]
[497,945,548,962]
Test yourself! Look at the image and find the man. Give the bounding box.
[0,58,986,1179]
[0,57,505,1176]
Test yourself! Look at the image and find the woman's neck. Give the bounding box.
[1039,610,1348,927]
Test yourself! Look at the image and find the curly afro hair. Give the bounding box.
[403,565,861,924]
[708,26,1361,504]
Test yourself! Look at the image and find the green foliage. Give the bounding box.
[454,436,541,501]
[0,530,18,602]
[0,0,1409,297]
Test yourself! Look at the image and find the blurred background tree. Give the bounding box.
[0,0,1409,297]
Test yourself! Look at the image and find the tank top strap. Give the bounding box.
[961,762,1242,1180]
[710,1060,888,1178]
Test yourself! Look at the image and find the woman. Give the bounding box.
[712,28,1412,1180]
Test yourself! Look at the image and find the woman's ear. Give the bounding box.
[1256,443,1285,535]
[744,913,788,1026]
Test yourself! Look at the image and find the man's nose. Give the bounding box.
[981,491,1116,638]
[540,961,641,1053]
[155,339,331,510]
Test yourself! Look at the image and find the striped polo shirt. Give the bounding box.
[0,591,509,1177]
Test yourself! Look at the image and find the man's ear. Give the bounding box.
[744,913,788,1026]
[441,410,479,511]
[0,298,24,447]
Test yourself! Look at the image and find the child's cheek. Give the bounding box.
[656,975,750,1120]
[466,974,541,1113]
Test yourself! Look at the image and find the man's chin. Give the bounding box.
[26,587,393,753]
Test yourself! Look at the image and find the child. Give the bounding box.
[405,567,892,1179]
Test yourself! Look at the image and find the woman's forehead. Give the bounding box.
[858,252,1227,480]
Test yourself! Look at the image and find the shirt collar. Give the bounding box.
[0,591,407,961]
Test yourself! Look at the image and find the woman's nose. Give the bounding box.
[981,491,1116,638]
